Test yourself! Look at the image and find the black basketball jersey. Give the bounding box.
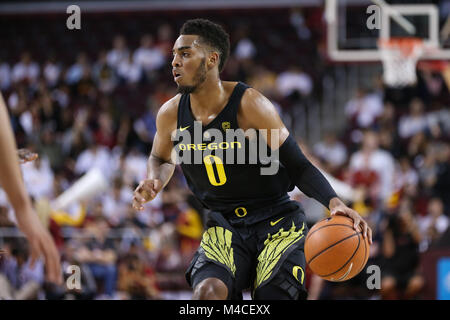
[173,82,294,214]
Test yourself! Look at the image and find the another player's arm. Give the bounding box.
[132,96,179,211]
[239,88,372,243]
[0,92,62,285]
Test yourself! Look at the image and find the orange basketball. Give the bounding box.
[304,215,370,282]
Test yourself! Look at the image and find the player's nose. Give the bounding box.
[171,55,181,68]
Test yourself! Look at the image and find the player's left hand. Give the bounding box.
[329,198,373,244]
[18,149,38,164]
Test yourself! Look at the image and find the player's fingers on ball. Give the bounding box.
[367,226,373,244]
[361,220,368,238]
[353,216,360,231]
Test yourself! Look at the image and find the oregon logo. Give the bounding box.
[234,207,247,218]
[293,266,305,285]
[222,121,231,131]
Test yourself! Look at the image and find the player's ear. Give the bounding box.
[207,51,219,70]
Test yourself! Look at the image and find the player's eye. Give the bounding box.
[182,52,190,57]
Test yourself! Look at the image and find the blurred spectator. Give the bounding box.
[349,130,395,203]
[313,131,347,175]
[117,54,143,85]
[37,127,64,171]
[133,34,166,75]
[75,218,118,299]
[65,52,89,85]
[43,57,61,88]
[94,112,116,149]
[11,52,40,84]
[0,61,11,90]
[234,27,257,61]
[117,244,160,300]
[247,65,278,98]
[92,51,118,94]
[133,96,158,146]
[418,198,449,252]
[107,35,130,70]
[290,8,311,40]
[61,241,97,300]
[155,23,173,58]
[74,144,114,178]
[276,65,313,98]
[398,98,438,139]
[101,178,132,227]
[380,202,424,299]
[21,156,54,200]
[345,88,383,130]
[0,240,44,300]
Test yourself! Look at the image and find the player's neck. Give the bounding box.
[190,75,226,115]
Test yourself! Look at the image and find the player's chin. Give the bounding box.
[176,84,196,95]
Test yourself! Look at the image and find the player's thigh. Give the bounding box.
[253,211,308,300]
[253,245,307,300]
[186,225,253,299]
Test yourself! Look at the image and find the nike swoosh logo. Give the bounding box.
[270,217,284,226]
[179,125,190,131]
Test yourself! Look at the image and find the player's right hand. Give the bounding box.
[132,179,162,211]
[16,207,62,285]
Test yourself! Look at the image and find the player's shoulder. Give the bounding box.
[235,84,283,131]
[240,86,274,115]
[156,94,181,123]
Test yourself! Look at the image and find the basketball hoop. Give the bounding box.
[378,38,425,88]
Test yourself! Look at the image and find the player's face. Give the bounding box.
[172,35,208,94]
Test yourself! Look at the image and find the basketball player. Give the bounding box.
[0,92,62,285]
[133,19,372,300]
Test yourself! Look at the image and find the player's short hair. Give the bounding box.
[180,18,230,72]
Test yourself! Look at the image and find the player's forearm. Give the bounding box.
[278,134,337,209]
[0,93,32,212]
[147,153,175,189]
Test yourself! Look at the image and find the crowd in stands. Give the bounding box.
[0,8,449,300]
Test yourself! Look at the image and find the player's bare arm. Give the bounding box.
[132,95,180,211]
[0,92,62,285]
[238,88,372,243]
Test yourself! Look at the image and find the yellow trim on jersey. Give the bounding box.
[200,226,236,276]
[255,221,305,288]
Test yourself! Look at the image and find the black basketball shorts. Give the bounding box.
[185,200,309,300]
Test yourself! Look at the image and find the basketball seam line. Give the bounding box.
[320,232,361,278]
[307,232,361,274]
[305,223,357,242]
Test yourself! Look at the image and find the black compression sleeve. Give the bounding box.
[278,134,338,208]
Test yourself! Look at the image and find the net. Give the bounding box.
[378,37,425,88]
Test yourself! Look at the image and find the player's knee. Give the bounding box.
[193,278,228,300]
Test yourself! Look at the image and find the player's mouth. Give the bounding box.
[173,70,182,81]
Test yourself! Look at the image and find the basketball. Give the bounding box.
[305,215,370,282]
